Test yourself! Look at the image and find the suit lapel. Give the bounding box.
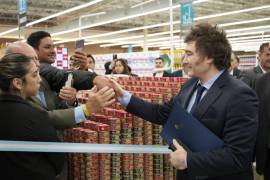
[180,79,198,109]
[192,71,228,119]
[254,66,263,74]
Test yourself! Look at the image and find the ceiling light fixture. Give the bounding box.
[0,0,104,37]
[84,30,181,45]
[229,34,270,41]
[226,25,270,33]
[219,17,270,27]
[80,11,106,19]
[195,4,270,21]
[131,0,155,9]
[53,22,179,44]
[52,0,212,36]
[99,36,181,47]
[227,31,264,38]
[54,3,270,45]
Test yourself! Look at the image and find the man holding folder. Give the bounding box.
[112,23,258,180]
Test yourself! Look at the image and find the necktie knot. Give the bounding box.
[195,84,206,103]
[190,84,206,114]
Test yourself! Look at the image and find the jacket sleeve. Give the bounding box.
[126,95,178,125]
[255,74,270,174]
[239,70,252,88]
[47,108,77,129]
[40,63,97,92]
[32,110,66,175]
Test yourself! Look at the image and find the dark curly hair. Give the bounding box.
[184,23,231,70]
[259,42,269,53]
[27,31,51,50]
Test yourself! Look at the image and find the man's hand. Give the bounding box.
[108,78,124,98]
[93,76,113,90]
[84,86,115,114]
[59,87,77,105]
[169,139,188,170]
[71,50,88,70]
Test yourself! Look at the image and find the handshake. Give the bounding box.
[77,76,124,116]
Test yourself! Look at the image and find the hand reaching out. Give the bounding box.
[84,86,115,114]
[108,78,124,98]
[93,76,113,90]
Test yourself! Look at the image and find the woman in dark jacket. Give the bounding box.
[0,53,65,180]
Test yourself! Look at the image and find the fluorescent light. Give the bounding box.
[229,34,270,41]
[53,22,178,44]
[193,0,211,4]
[219,17,270,27]
[0,28,18,36]
[121,39,183,48]
[80,12,106,19]
[85,35,144,45]
[226,25,270,33]
[196,4,270,21]
[51,0,211,36]
[28,0,104,26]
[0,0,104,37]
[84,30,181,45]
[51,5,181,36]
[99,36,181,47]
[100,41,143,47]
[55,3,270,45]
[131,0,154,8]
[227,31,264,38]
[230,38,270,44]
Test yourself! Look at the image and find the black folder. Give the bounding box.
[161,101,224,152]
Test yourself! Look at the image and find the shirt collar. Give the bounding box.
[259,64,267,73]
[198,70,224,90]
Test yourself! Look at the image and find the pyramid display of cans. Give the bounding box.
[64,76,187,180]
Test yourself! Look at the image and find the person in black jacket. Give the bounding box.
[255,72,270,179]
[239,42,270,89]
[26,31,111,92]
[153,57,172,77]
[112,23,258,180]
[0,53,65,180]
[229,53,241,79]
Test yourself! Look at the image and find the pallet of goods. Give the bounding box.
[65,76,188,180]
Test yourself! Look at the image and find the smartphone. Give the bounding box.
[75,39,85,51]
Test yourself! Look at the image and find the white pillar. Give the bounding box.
[169,0,174,70]
[143,17,148,52]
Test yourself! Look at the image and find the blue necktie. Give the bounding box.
[190,84,206,114]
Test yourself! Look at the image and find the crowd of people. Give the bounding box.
[0,23,270,180]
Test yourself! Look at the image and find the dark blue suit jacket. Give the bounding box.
[126,71,258,180]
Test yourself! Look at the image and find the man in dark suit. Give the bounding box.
[240,42,270,89]
[230,53,241,78]
[113,23,258,180]
[153,57,173,77]
[255,72,270,179]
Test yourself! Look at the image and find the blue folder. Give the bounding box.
[160,101,224,152]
